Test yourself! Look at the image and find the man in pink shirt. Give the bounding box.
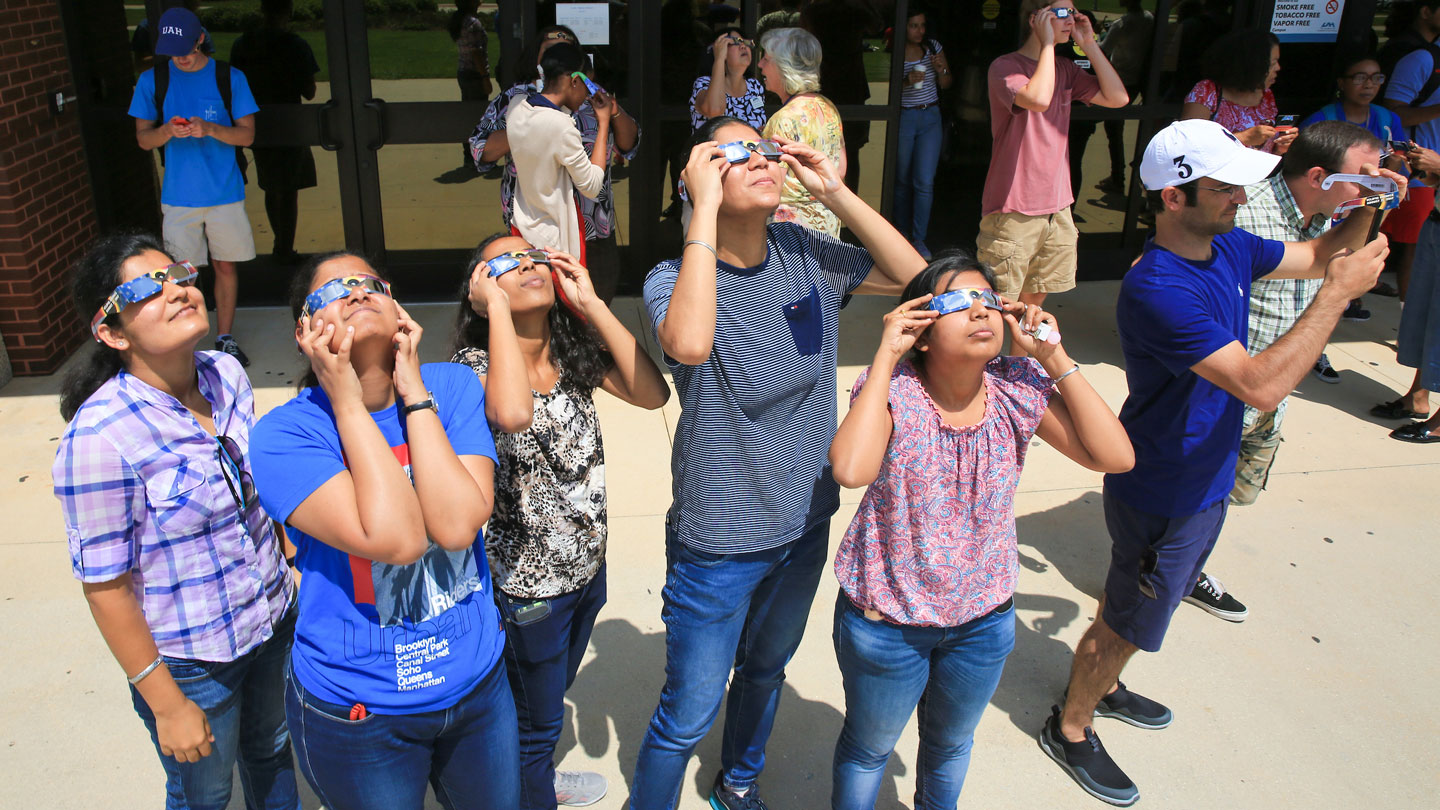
[978,0,1130,311]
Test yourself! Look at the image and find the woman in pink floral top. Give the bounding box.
[1180,28,1296,155]
[827,253,1134,808]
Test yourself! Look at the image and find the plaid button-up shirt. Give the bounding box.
[53,352,294,662]
[1235,173,1328,356]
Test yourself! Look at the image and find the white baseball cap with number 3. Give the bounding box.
[1139,119,1281,191]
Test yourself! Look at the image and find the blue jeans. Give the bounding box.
[498,566,608,810]
[628,520,829,809]
[285,657,520,810]
[894,105,944,244]
[831,594,1015,810]
[130,605,300,810]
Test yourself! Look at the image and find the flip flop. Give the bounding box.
[1390,423,1440,444]
[1370,399,1429,420]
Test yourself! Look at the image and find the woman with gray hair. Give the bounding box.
[760,27,847,236]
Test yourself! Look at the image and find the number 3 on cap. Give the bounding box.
[1173,155,1193,179]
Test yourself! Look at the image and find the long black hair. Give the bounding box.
[450,233,612,390]
[59,231,170,422]
[286,250,390,392]
[898,250,999,371]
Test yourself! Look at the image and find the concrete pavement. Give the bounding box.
[3,282,1437,808]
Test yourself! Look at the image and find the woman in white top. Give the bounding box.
[506,41,613,260]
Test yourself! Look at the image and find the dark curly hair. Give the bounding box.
[1202,28,1280,94]
[59,231,170,422]
[450,233,613,390]
[898,250,1000,371]
[286,249,391,392]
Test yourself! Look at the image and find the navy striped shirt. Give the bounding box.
[644,222,874,553]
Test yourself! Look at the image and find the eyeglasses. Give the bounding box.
[928,288,1004,316]
[543,30,576,42]
[725,35,755,48]
[1197,183,1244,199]
[486,250,551,278]
[570,71,602,96]
[714,139,783,164]
[1051,7,1073,18]
[216,434,256,513]
[300,275,392,319]
[1344,72,1386,85]
[91,261,198,340]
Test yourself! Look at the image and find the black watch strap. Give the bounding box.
[402,392,438,415]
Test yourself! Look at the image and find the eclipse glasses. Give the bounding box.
[91,261,198,340]
[928,288,1004,316]
[486,250,551,278]
[714,139,783,164]
[301,275,392,319]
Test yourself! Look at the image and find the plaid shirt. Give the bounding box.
[1235,173,1328,356]
[468,82,641,241]
[53,352,294,662]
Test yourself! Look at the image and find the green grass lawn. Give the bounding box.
[204,29,499,81]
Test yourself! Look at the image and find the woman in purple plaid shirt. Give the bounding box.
[53,231,299,810]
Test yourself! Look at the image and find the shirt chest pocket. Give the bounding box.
[143,462,213,536]
[782,283,824,356]
[190,95,229,126]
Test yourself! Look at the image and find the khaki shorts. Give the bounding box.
[162,201,256,266]
[976,208,1078,297]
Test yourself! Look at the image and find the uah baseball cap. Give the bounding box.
[154,7,203,57]
[1139,119,1280,191]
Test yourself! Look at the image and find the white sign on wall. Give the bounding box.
[1270,0,1345,43]
[556,3,610,46]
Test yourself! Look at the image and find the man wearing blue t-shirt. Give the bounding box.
[130,7,259,366]
[1039,120,1397,806]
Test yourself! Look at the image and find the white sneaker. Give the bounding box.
[555,770,608,807]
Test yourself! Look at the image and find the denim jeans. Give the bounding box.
[628,520,829,810]
[285,657,520,810]
[831,593,1015,810]
[894,105,944,244]
[130,605,300,810]
[498,566,608,810]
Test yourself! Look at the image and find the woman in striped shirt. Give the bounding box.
[895,9,952,258]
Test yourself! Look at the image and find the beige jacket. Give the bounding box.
[505,96,605,257]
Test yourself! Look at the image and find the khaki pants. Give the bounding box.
[1230,399,1286,506]
[975,208,1078,297]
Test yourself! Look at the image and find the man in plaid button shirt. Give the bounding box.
[1230,121,1388,504]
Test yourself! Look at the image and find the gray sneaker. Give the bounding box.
[555,770,607,807]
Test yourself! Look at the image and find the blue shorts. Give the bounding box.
[1100,487,1228,653]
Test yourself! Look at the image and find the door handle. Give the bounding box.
[363,98,388,151]
[317,99,341,151]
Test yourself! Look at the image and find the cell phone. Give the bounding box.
[1389,139,1414,154]
[511,600,551,626]
[1276,115,1296,126]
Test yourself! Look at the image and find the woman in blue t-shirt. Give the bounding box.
[250,252,519,810]
[1301,52,1406,145]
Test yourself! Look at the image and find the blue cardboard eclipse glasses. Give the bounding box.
[1051,7,1073,18]
[486,250,551,278]
[91,261,198,340]
[570,71,602,96]
[715,139,783,164]
[928,288,1004,316]
[301,275,392,319]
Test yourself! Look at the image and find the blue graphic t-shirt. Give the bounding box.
[1104,229,1284,517]
[128,59,259,208]
[251,363,503,713]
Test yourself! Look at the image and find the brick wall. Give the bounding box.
[0,0,97,376]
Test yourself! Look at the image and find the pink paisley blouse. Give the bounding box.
[834,356,1053,627]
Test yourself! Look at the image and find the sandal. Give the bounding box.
[1390,423,1440,444]
[1370,399,1429,420]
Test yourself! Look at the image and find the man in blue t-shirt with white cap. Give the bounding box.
[130,6,259,366]
[1038,119,1400,806]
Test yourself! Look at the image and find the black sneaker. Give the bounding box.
[1311,354,1340,384]
[216,335,250,368]
[1038,706,1139,807]
[1342,301,1372,322]
[1095,681,1173,730]
[709,772,768,810]
[1184,573,1248,622]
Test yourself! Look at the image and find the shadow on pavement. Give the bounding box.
[565,617,909,809]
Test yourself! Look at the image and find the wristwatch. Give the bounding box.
[402,391,438,415]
